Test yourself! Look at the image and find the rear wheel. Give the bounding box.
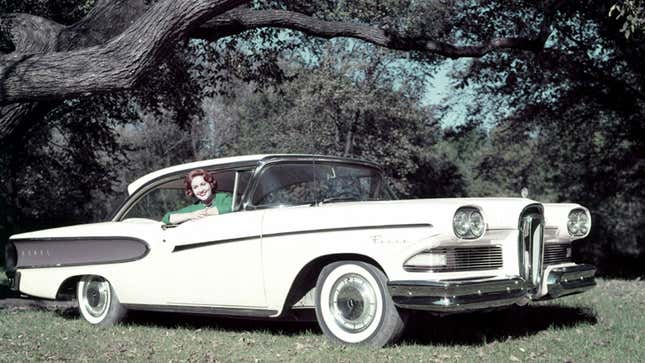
[314,261,407,347]
[77,275,126,326]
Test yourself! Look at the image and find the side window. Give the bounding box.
[318,164,391,201]
[252,163,316,207]
[122,183,186,221]
[249,162,394,209]
[122,168,253,221]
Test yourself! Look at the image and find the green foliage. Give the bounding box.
[435,0,645,275]
[610,1,645,38]
[216,40,443,196]
[0,97,130,230]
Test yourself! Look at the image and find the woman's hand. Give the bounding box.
[204,207,219,216]
[193,207,219,219]
[168,207,219,224]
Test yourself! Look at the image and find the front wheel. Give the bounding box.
[314,261,407,347]
[77,275,127,326]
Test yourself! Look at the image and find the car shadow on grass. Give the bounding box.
[0,285,18,299]
[133,310,323,336]
[400,304,598,346]
[58,308,322,337]
[53,303,597,344]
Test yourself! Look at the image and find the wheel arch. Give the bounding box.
[56,274,111,300]
[56,275,84,300]
[280,253,386,316]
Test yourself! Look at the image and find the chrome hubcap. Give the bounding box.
[82,277,110,318]
[329,273,377,333]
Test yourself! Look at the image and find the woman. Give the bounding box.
[162,169,232,224]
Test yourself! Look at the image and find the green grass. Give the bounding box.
[1,279,643,362]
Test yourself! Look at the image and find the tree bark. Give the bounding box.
[0,0,152,138]
[0,0,565,142]
[196,8,556,57]
[0,0,246,105]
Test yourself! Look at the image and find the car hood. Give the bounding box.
[309,197,541,231]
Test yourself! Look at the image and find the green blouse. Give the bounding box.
[162,192,233,224]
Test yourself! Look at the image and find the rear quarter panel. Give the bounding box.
[11,220,167,303]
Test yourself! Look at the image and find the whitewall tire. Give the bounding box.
[77,275,127,326]
[314,261,407,347]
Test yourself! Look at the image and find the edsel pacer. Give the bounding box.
[4,154,596,346]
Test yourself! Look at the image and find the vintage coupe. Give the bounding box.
[4,154,596,346]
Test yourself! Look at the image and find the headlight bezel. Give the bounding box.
[567,208,591,237]
[453,207,486,239]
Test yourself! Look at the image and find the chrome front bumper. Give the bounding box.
[388,264,596,313]
[537,263,596,300]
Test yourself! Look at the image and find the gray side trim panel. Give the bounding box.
[11,237,149,269]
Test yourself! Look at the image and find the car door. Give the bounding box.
[162,208,267,308]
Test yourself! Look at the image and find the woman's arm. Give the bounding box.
[167,207,219,224]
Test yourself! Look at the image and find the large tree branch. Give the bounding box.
[0,2,564,104]
[0,1,154,137]
[0,14,62,137]
[58,0,151,50]
[0,0,246,105]
[1,13,63,53]
[0,0,565,140]
[194,7,560,58]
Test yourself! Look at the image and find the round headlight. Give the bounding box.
[453,210,470,237]
[578,213,588,234]
[453,207,485,239]
[567,218,579,235]
[568,209,589,236]
[469,211,485,238]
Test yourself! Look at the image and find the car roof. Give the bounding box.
[127,154,381,195]
[127,154,269,195]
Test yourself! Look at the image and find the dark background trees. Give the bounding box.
[1,0,643,277]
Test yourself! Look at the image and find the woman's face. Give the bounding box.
[191,175,213,202]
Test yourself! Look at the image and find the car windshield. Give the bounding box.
[251,161,394,208]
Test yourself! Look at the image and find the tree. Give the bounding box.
[0,0,571,142]
[209,38,443,196]
[438,0,645,276]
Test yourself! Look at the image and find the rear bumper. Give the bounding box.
[388,263,596,313]
[7,271,20,291]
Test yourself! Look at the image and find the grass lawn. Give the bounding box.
[1,279,643,362]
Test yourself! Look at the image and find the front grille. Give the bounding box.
[544,243,572,265]
[428,246,503,272]
[518,205,545,293]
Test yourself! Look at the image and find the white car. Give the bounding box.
[4,154,596,346]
